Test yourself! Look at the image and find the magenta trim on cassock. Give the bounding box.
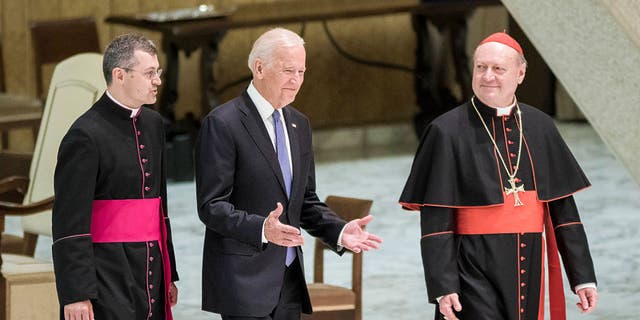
[91,197,173,320]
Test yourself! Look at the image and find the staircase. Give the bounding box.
[502,0,640,184]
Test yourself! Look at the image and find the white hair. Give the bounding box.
[247,28,305,72]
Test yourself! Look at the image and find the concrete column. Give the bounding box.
[501,0,640,184]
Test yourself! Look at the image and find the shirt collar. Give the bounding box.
[247,81,279,121]
[106,90,141,118]
[495,98,517,117]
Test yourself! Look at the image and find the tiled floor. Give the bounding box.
[12,121,640,319]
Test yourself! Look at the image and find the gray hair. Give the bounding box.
[103,33,158,85]
[247,28,305,72]
[516,53,527,67]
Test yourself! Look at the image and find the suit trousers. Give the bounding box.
[222,257,305,320]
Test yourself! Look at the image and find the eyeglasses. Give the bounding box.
[122,67,163,80]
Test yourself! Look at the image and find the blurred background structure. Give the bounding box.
[1,0,639,319]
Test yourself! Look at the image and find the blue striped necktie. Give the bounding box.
[273,110,296,266]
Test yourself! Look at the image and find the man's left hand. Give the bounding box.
[170,282,178,306]
[576,287,597,313]
[341,215,383,253]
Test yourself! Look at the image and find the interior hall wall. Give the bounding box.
[1,0,507,129]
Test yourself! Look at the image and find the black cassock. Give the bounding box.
[400,98,596,320]
[52,94,179,320]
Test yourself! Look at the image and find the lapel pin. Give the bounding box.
[291,123,297,128]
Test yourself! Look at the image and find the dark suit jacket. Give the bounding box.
[195,91,346,316]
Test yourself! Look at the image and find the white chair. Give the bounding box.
[0,52,105,320]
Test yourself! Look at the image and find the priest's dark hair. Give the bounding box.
[103,33,158,85]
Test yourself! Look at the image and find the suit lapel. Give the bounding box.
[238,93,288,197]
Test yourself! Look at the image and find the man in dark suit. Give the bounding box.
[195,28,383,320]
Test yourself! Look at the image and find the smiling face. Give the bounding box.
[252,45,306,109]
[472,42,526,107]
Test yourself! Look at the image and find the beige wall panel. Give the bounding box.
[35,1,110,96]
[3,0,31,95]
[300,17,415,128]
[212,26,272,116]
[28,0,61,20]
[105,0,140,44]
[58,0,111,48]
[58,0,105,17]
[214,14,415,128]
[235,0,264,5]
[104,1,166,84]
[109,0,140,14]
[168,0,200,10]
[466,7,509,58]
[174,50,202,118]
[160,0,201,118]
[2,0,507,131]
[138,1,167,12]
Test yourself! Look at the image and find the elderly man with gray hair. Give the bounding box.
[195,27,383,320]
[400,32,597,320]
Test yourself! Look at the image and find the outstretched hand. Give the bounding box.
[340,215,383,253]
[264,202,304,247]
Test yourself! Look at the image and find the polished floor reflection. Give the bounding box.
[15,121,639,319]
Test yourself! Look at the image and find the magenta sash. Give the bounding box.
[91,198,173,320]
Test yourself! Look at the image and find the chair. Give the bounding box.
[30,16,100,101]
[1,52,106,256]
[0,176,57,319]
[305,195,373,320]
[0,52,104,320]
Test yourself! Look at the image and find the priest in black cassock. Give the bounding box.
[52,34,178,320]
[399,32,598,320]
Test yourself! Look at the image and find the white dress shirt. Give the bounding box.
[247,83,347,248]
[246,82,293,173]
[105,90,140,118]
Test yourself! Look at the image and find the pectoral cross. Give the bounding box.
[505,177,525,206]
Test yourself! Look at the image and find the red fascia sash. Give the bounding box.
[544,205,567,320]
[455,191,566,320]
[91,198,173,320]
[456,191,543,234]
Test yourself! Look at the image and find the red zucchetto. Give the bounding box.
[478,32,523,55]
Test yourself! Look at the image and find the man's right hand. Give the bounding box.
[64,300,94,320]
[439,293,462,320]
[264,202,304,247]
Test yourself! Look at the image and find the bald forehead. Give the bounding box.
[474,42,524,66]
